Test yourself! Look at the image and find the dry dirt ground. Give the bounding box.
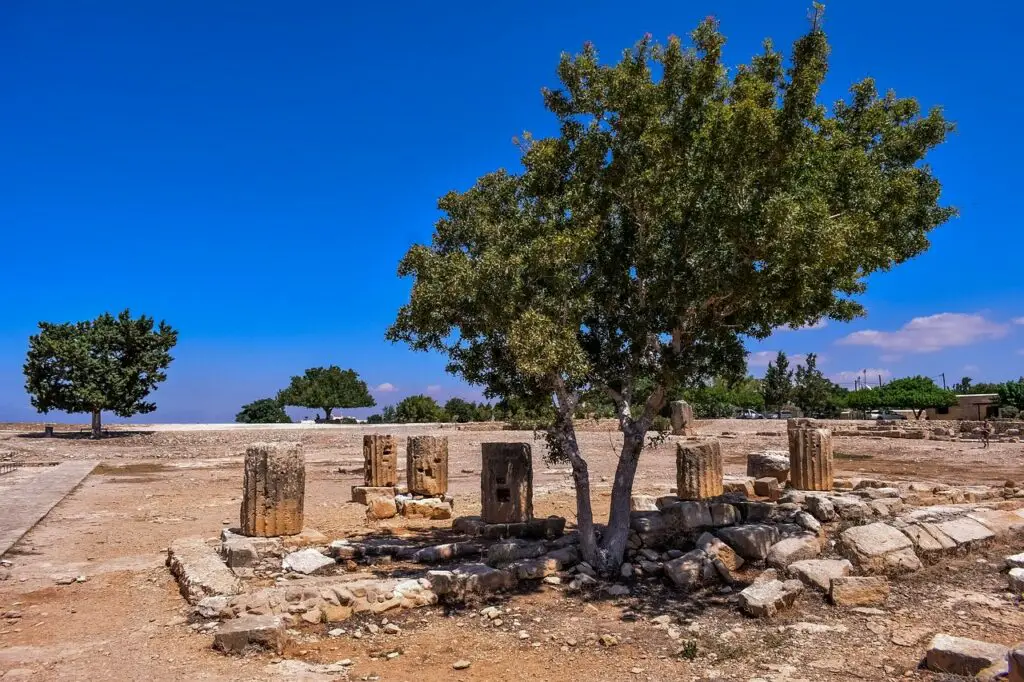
[0,419,1022,682]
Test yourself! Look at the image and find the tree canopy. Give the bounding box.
[792,353,844,417]
[387,13,954,569]
[393,395,446,423]
[846,375,956,418]
[998,378,1024,411]
[24,309,178,437]
[235,398,292,424]
[277,366,375,421]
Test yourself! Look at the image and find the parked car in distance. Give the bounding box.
[868,410,907,420]
[737,409,763,419]
[765,411,794,420]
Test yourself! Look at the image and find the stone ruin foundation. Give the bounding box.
[164,436,1024,674]
[240,442,305,537]
[787,418,834,492]
[406,435,448,496]
[480,442,533,524]
[676,439,723,500]
[350,434,454,520]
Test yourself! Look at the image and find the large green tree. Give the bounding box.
[387,13,954,570]
[762,351,794,416]
[235,398,292,424]
[847,376,956,418]
[277,366,375,421]
[24,309,178,438]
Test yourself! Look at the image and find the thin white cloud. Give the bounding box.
[837,313,1008,353]
[374,382,397,393]
[1013,317,1024,325]
[426,384,442,394]
[749,351,807,368]
[831,368,892,384]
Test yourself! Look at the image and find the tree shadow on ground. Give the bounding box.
[16,430,154,440]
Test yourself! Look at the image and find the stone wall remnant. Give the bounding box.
[407,435,449,496]
[676,440,723,500]
[787,419,834,491]
[481,443,533,524]
[363,434,397,487]
[241,442,305,537]
[670,400,696,436]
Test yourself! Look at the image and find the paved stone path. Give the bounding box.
[0,461,98,557]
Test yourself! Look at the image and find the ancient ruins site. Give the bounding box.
[1,418,1022,681]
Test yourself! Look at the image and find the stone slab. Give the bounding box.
[167,536,242,604]
[0,461,98,557]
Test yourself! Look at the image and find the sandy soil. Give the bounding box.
[0,419,1022,681]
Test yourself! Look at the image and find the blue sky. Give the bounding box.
[2,1,1023,422]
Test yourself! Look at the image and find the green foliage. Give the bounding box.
[969,381,1002,395]
[235,398,291,424]
[24,309,178,435]
[386,13,953,564]
[998,378,1024,411]
[277,366,375,421]
[848,376,956,418]
[365,413,385,424]
[952,376,972,394]
[762,352,794,415]
[792,353,844,417]
[393,394,446,423]
[678,376,763,418]
[443,397,494,423]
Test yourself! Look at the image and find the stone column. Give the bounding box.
[481,442,533,524]
[407,435,448,496]
[241,442,305,537]
[363,434,397,487]
[788,420,834,491]
[676,440,723,500]
[670,400,696,436]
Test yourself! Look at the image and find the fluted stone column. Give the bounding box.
[241,442,305,537]
[407,435,449,496]
[363,434,397,487]
[481,442,533,524]
[670,400,696,436]
[787,420,834,491]
[676,440,723,500]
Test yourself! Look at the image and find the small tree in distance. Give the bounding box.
[236,398,291,424]
[792,353,843,417]
[393,394,446,423]
[277,366,375,422]
[387,12,954,570]
[762,352,794,417]
[24,309,178,438]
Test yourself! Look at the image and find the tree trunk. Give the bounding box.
[91,410,102,439]
[599,428,645,571]
[551,414,599,566]
[323,407,333,422]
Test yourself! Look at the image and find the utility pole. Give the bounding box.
[941,372,946,389]
[878,374,883,388]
